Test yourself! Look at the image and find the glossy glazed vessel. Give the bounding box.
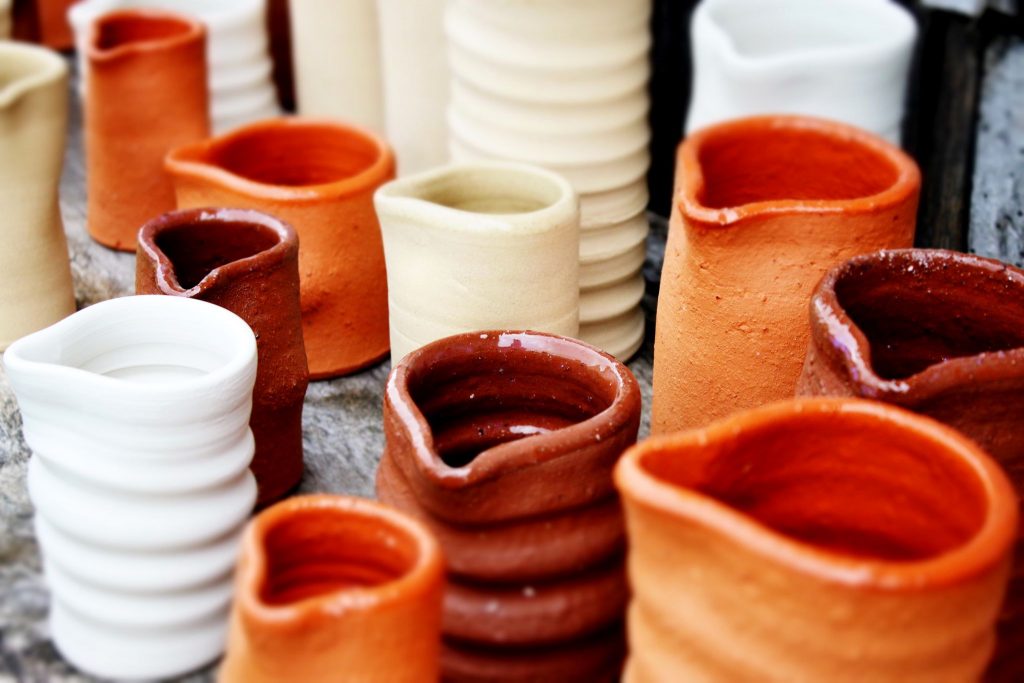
[446,0,652,359]
[4,295,258,680]
[374,161,580,363]
[70,0,280,133]
[166,118,395,379]
[219,495,444,683]
[289,0,383,131]
[796,248,1024,681]
[84,9,209,251]
[687,0,917,143]
[617,398,1017,683]
[136,208,308,507]
[0,42,75,350]
[377,330,642,682]
[651,115,919,434]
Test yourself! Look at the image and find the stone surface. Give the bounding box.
[0,60,660,681]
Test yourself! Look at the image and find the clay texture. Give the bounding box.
[136,208,308,507]
[796,248,1024,681]
[651,115,919,434]
[376,330,641,682]
[3,295,258,680]
[616,398,1018,682]
[0,42,75,350]
[0,0,12,39]
[84,9,209,251]
[374,161,580,363]
[219,494,444,683]
[165,117,395,379]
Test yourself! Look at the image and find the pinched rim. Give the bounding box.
[87,9,205,64]
[616,398,1017,590]
[0,42,67,110]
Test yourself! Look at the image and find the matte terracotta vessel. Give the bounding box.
[219,494,445,683]
[136,208,308,507]
[796,249,1024,682]
[616,398,1018,683]
[11,0,76,47]
[651,115,919,434]
[165,118,395,379]
[85,9,209,251]
[376,330,642,682]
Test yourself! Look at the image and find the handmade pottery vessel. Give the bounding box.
[616,398,1018,683]
[377,0,448,173]
[84,9,209,251]
[70,0,280,132]
[165,117,395,379]
[0,0,13,39]
[219,494,444,683]
[445,0,652,358]
[651,115,920,434]
[796,248,1024,682]
[376,330,642,681]
[374,161,580,363]
[686,0,917,143]
[4,295,258,680]
[136,208,308,507]
[12,0,77,47]
[289,0,383,131]
[0,42,75,350]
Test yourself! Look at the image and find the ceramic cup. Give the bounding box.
[14,0,76,47]
[0,42,75,350]
[651,114,920,435]
[136,208,309,507]
[374,161,581,363]
[165,117,395,379]
[376,330,642,681]
[4,295,258,680]
[617,398,1018,682]
[219,494,445,683]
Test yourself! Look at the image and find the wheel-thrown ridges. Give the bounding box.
[69,0,280,132]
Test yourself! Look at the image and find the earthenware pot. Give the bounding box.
[289,0,382,131]
[796,248,1024,681]
[376,330,642,681]
[374,161,580,363]
[12,0,76,47]
[136,208,308,507]
[0,42,75,350]
[445,0,652,358]
[686,0,917,143]
[219,494,444,683]
[165,117,395,379]
[0,0,13,38]
[84,9,209,251]
[616,397,1017,683]
[3,295,258,680]
[70,0,280,132]
[377,0,448,173]
[650,115,919,435]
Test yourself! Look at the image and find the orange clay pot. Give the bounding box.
[219,494,445,683]
[650,115,919,435]
[616,397,1018,683]
[12,0,77,48]
[165,118,395,379]
[85,9,209,251]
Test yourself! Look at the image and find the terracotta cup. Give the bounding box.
[797,248,1024,681]
[376,330,642,682]
[616,397,1018,683]
[136,208,309,507]
[165,118,395,379]
[218,494,445,683]
[11,0,76,47]
[85,9,209,251]
[651,114,920,434]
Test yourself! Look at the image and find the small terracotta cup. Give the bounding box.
[651,114,920,435]
[376,330,641,681]
[797,248,1024,681]
[616,398,1018,683]
[165,118,395,379]
[219,494,445,683]
[85,9,209,251]
[136,208,309,507]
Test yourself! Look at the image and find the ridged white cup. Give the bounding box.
[4,295,258,681]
